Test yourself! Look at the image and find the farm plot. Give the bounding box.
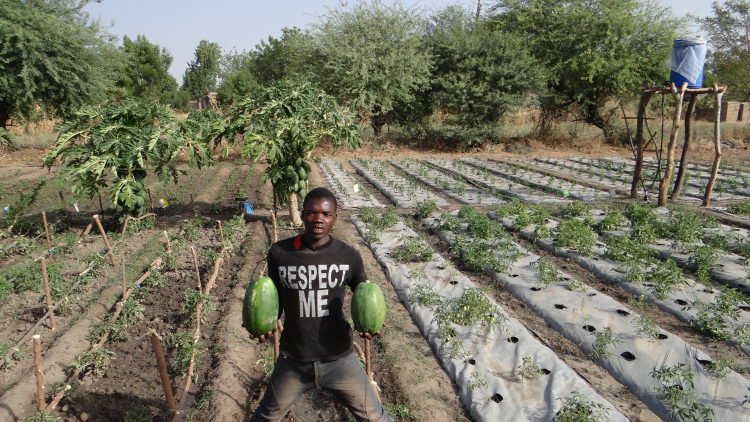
[388,159,503,206]
[350,158,449,208]
[462,158,611,201]
[428,206,750,422]
[425,159,569,204]
[319,159,384,209]
[640,157,750,195]
[352,207,626,422]
[488,200,750,358]
[568,157,746,202]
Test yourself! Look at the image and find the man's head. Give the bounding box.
[302,187,338,247]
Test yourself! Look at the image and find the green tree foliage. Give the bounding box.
[427,6,545,127]
[216,69,258,107]
[701,0,750,99]
[0,0,124,129]
[42,99,212,217]
[182,40,222,101]
[491,0,678,138]
[214,80,360,225]
[310,0,432,136]
[117,35,181,105]
[247,27,315,84]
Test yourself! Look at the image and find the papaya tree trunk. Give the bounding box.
[288,192,303,227]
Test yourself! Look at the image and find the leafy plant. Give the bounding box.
[705,355,745,379]
[434,287,511,341]
[647,259,686,300]
[588,327,620,360]
[180,290,214,327]
[435,213,461,232]
[555,219,598,256]
[554,391,611,422]
[163,331,201,380]
[69,348,115,378]
[518,356,544,380]
[688,286,750,344]
[409,283,443,308]
[531,257,561,288]
[562,201,589,217]
[124,405,153,422]
[595,211,627,231]
[414,199,438,218]
[651,364,715,422]
[391,234,434,263]
[118,297,146,326]
[686,245,720,284]
[26,411,63,422]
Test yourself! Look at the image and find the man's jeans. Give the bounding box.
[249,352,393,422]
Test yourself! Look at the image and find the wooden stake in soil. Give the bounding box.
[40,257,55,332]
[150,331,178,418]
[191,247,201,290]
[671,92,701,200]
[364,338,381,403]
[121,256,126,298]
[218,220,226,250]
[92,215,114,265]
[164,230,171,252]
[33,335,44,411]
[41,212,51,251]
[274,320,281,362]
[658,82,688,207]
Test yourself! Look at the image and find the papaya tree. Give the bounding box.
[214,80,360,226]
[42,99,213,218]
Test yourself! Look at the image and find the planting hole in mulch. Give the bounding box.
[541,368,551,375]
[449,280,458,285]
[657,333,668,340]
[511,274,519,277]
[583,325,596,332]
[467,359,476,365]
[740,306,750,312]
[587,293,597,297]
[675,299,688,306]
[621,352,636,361]
[508,336,519,343]
[554,304,567,309]
[697,359,712,367]
[616,309,630,316]
[491,394,504,403]
[530,287,542,291]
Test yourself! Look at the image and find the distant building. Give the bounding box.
[190,92,218,111]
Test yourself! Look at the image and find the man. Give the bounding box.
[249,187,392,422]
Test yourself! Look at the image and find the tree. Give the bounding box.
[491,0,679,138]
[117,35,180,105]
[310,0,432,136]
[427,6,544,127]
[247,27,316,84]
[216,69,259,107]
[700,0,750,100]
[42,99,212,217]
[0,0,124,130]
[214,81,360,226]
[182,40,222,102]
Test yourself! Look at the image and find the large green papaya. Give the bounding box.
[351,281,386,335]
[297,167,307,181]
[242,277,279,337]
[301,162,311,173]
[295,156,303,167]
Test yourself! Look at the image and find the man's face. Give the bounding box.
[303,197,337,245]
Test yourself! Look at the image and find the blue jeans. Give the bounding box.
[249,352,393,422]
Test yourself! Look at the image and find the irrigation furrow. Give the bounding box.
[425,159,568,204]
[352,213,627,422]
[389,159,503,206]
[319,159,384,209]
[462,158,610,201]
[350,159,448,208]
[428,210,750,422]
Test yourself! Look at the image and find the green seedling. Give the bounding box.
[518,356,544,380]
[554,391,610,422]
[163,331,201,380]
[69,348,115,378]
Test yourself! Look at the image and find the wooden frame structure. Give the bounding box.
[631,82,727,207]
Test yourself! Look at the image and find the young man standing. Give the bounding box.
[249,187,392,422]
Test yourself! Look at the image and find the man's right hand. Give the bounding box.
[244,325,277,344]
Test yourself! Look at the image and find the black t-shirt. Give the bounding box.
[267,235,367,362]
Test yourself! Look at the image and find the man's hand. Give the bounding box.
[243,324,277,344]
[357,322,386,340]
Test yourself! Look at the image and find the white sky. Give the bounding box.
[83,0,718,84]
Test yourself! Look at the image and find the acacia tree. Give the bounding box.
[310,0,432,136]
[701,0,750,99]
[42,99,212,217]
[215,80,360,226]
[0,0,123,130]
[491,0,678,138]
[183,40,222,102]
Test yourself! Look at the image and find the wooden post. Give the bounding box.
[658,82,688,207]
[92,215,114,265]
[704,84,727,207]
[364,337,380,402]
[41,212,51,251]
[121,257,126,299]
[191,247,201,290]
[218,220,226,250]
[671,93,700,199]
[632,85,653,199]
[274,320,281,363]
[150,331,177,418]
[164,230,171,252]
[33,335,44,411]
[40,257,55,331]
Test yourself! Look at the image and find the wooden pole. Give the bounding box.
[274,320,281,363]
[33,335,44,411]
[92,215,114,265]
[121,257,126,299]
[40,257,55,331]
[658,82,687,207]
[150,331,177,418]
[632,85,653,199]
[164,230,171,252]
[671,93,700,199]
[704,84,727,207]
[190,247,201,290]
[218,220,226,250]
[41,212,51,251]
[365,337,380,402]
